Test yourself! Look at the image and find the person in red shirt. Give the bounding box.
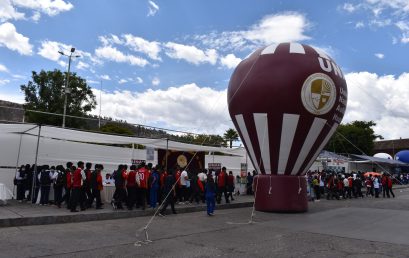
[137,163,149,210]
[175,167,182,203]
[90,164,104,209]
[70,161,86,212]
[126,165,139,210]
[216,167,230,204]
[63,162,73,210]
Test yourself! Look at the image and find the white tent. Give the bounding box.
[1,123,245,156]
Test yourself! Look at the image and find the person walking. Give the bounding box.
[205,174,216,216]
[216,167,229,204]
[159,169,177,216]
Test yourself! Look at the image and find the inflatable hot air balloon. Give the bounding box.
[227,42,348,212]
[374,153,393,160]
[395,150,409,163]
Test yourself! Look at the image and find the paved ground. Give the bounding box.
[1,188,409,258]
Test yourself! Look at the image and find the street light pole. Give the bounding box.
[59,47,80,128]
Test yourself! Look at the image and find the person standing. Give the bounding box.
[159,169,177,216]
[15,165,26,202]
[83,162,93,208]
[227,171,235,201]
[386,175,395,198]
[137,163,149,210]
[312,176,320,201]
[216,167,229,204]
[38,165,53,205]
[180,169,189,203]
[246,172,253,195]
[52,165,65,208]
[126,165,139,210]
[70,161,86,212]
[62,162,73,209]
[90,164,104,209]
[149,167,160,208]
[205,174,216,216]
[373,175,380,198]
[113,164,127,209]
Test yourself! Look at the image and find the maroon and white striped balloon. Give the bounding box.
[228,42,347,176]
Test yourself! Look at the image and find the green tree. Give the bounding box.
[325,120,383,155]
[224,128,239,148]
[100,122,134,136]
[20,69,96,128]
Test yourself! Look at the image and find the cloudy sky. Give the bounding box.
[1,0,409,140]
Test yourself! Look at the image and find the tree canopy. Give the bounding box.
[325,120,383,155]
[20,69,96,128]
[224,128,239,148]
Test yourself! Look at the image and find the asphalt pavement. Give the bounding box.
[1,188,409,257]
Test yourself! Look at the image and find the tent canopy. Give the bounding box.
[350,154,409,166]
[0,123,246,156]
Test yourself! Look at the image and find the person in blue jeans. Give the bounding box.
[149,167,160,208]
[205,174,216,216]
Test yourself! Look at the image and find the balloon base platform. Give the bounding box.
[254,175,308,212]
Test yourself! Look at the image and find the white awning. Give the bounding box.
[1,123,246,156]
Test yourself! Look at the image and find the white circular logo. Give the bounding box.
[301,73,336,115]
[177,154,188,168]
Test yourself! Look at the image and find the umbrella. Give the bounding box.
[364,172,381,177]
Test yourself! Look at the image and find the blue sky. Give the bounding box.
[1,0,409,140]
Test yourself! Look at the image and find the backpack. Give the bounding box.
[40,170,51,185]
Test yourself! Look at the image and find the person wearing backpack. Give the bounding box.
[15,165,27,202]
[38,165,53,205]
[53,165,65,208]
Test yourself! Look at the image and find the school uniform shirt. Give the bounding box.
[137,168,150,189]
[180,170,188,186]
[126,170,138,187]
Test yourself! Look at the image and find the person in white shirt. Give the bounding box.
[180,169,189,203]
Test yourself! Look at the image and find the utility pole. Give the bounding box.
[59,47,80,128]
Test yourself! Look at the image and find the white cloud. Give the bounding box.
[123,34,161,60]
[100,74,111,80]
[396,21,409,43]
[344,71,409,139]
[147,0,159,17]
[95,46,149,67]
[135,77,143,84]
[90,83,230,134]
[355,21,365,28]
[118,79,127,84]
[76,61,89,70]
[151,77,160,86]
[220,54,242,69]
[193,12,310,51]
[164,42,218,65]
[38,40,68,61]
[12,0,74,16]
[0,79,10,85]
[343,3,358,13]
[0,64,8,72]
[31,11,41,21]
[0,22,32,55]
[0,0,25,21]
[0,90,24,103]
[374,53,385,59]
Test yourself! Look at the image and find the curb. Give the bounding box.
[0,201,254,228]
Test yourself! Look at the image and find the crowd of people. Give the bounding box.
[14,162,243,216]
[306,170,397,201]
